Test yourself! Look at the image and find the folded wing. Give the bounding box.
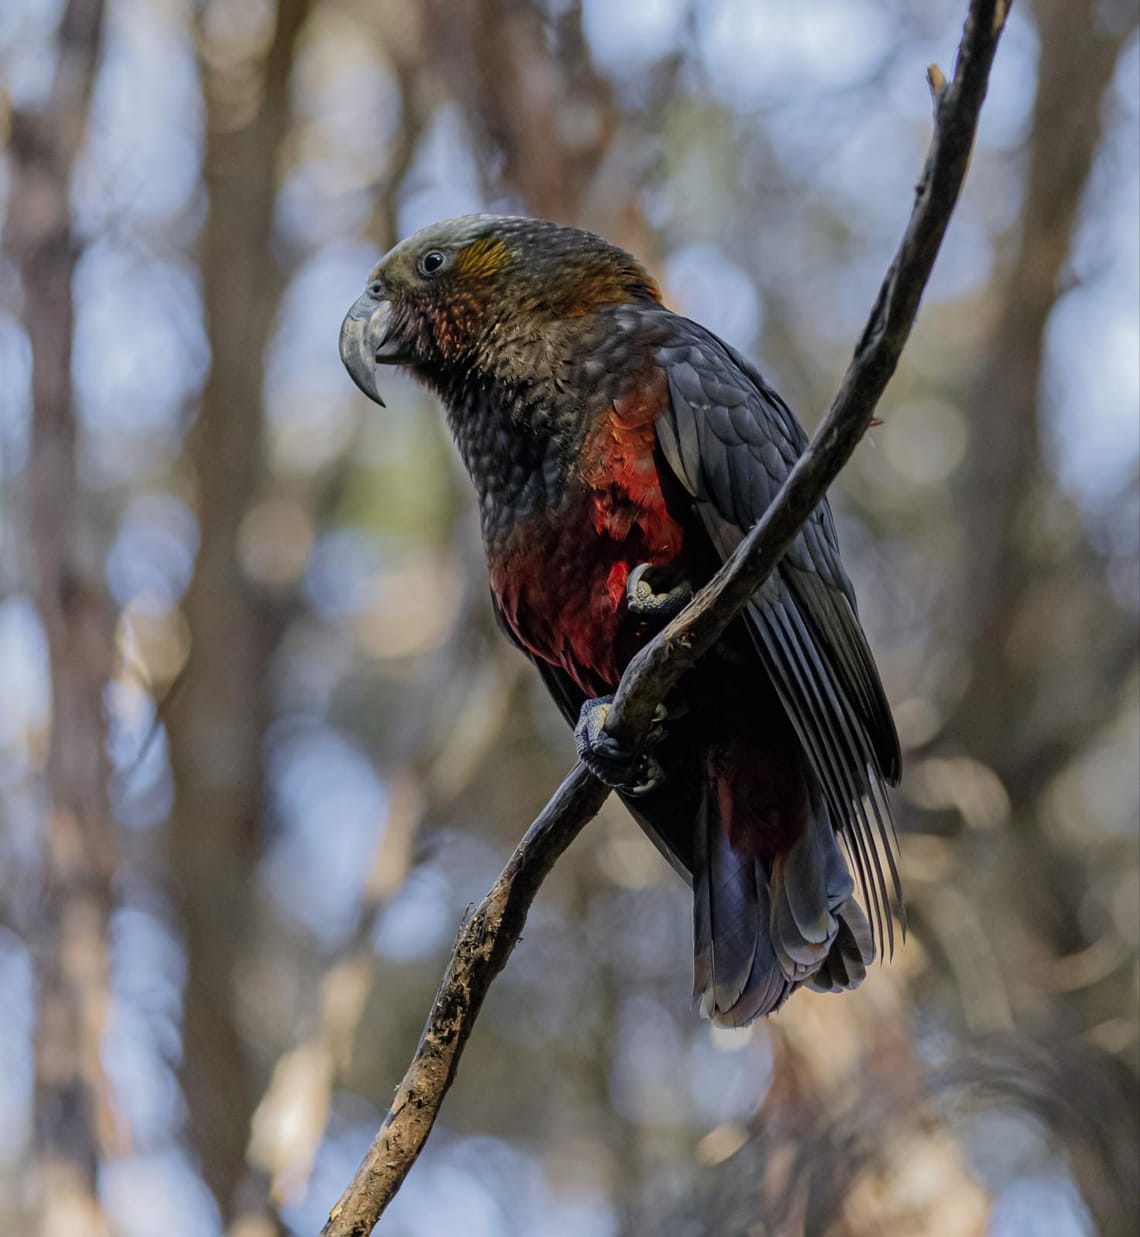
[653,316,904,953]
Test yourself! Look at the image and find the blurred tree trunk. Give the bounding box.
[954,0,1133,797]
[424,0,659,256]
[166,0,310,1225]
[942,6,1137,1227]
[5,2,115,1233]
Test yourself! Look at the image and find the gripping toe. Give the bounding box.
[575,696,665,794]
[626,563,694,621]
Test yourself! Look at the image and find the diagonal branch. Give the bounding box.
[322,3,1010,1232]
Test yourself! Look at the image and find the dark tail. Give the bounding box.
[693,756,873,1027]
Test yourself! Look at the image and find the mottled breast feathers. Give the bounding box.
[487,356,685,695]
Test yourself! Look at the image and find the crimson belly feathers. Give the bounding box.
[488,383,685,696]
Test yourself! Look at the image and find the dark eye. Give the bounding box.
[367,281,383,298]
[419,249,447,277]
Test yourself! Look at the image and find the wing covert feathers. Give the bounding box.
[655,316,904,958]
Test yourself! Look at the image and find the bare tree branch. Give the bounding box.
[322,2,1011,1232]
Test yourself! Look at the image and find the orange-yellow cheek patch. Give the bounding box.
[456,237,509,278]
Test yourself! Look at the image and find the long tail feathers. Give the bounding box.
[694,776,873,1027]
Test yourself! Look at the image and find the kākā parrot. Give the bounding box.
[340,215,902,1026]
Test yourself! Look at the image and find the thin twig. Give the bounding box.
[322,3,1010,1231]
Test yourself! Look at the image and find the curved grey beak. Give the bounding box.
[339,292,412,407]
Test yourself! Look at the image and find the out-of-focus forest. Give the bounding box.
[0,1,1137,1234]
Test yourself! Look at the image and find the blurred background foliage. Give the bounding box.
[0,1,1137,1234]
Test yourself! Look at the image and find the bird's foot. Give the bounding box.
[626,563,694,621]
[574,695,668,795]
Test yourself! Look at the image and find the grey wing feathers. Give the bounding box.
[654,317,904,951]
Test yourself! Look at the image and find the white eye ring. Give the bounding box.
[419,249,448,277]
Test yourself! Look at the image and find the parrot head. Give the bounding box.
[339,214,660,404]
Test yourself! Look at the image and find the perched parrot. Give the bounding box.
[340,215,901,1026]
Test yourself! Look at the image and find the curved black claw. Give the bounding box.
[574,695,666,796]
[626,563,694,621]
